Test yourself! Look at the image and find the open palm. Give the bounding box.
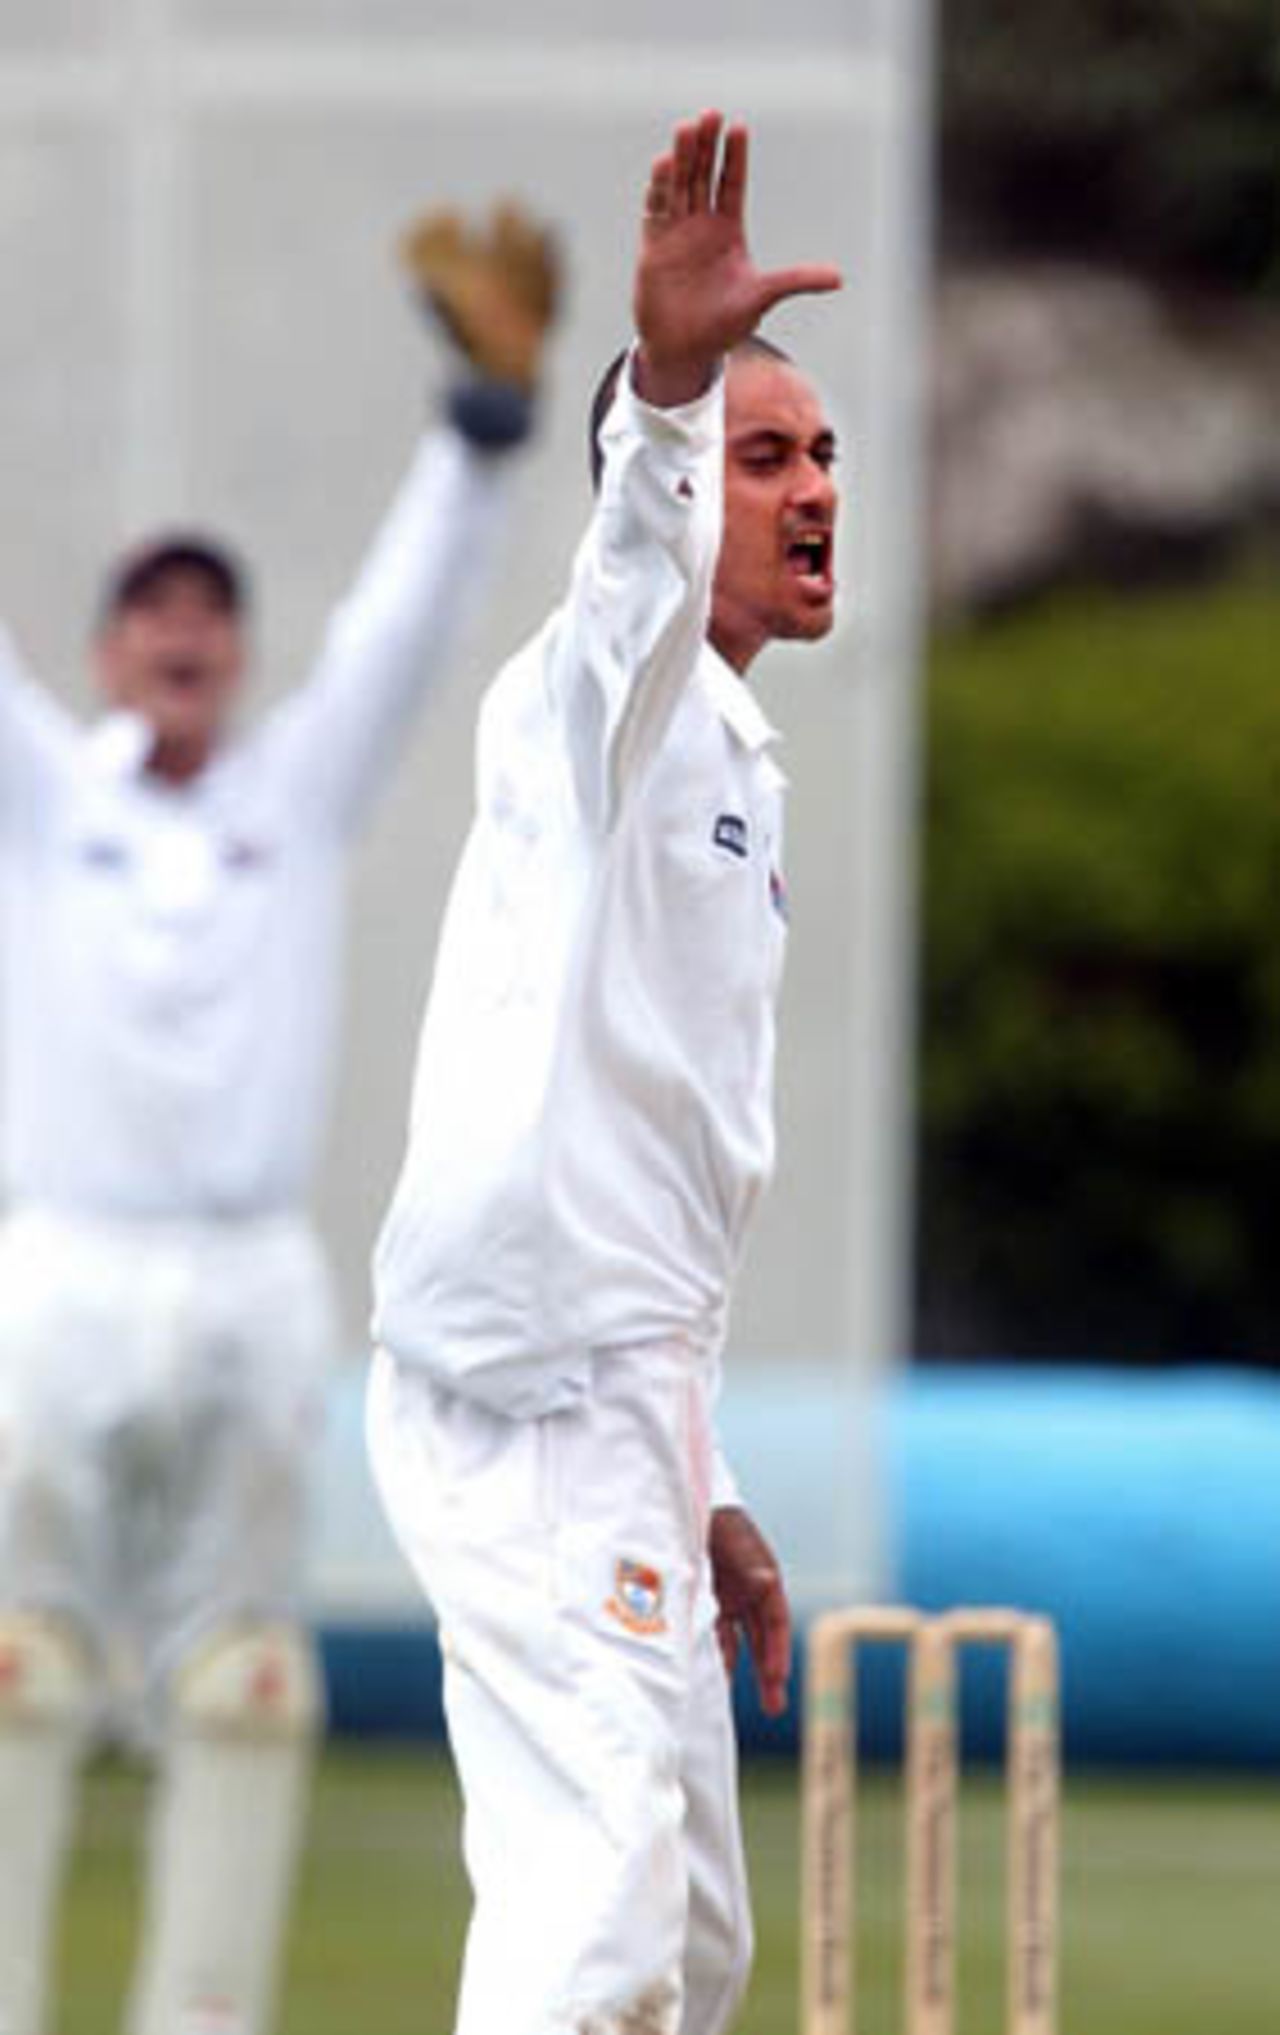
[633,112,841,403]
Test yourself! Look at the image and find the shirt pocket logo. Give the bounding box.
[222,835,275,873]
[78,834,130,873]
[712,813,749,860]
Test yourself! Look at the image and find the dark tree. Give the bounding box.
[941,0,1280,293]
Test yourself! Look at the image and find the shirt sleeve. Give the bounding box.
[543,356,724,833]
[264,424,513,837]
[711,1434,743,1512]
[0,621,76,841]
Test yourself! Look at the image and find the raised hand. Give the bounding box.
[400,201,561,395]
[633,111,841,409]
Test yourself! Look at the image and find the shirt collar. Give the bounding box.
[84,710,155,781]
[698,647,781,755]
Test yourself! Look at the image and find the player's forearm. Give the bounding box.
[548,360,723,828]
[0,620,76,826]
[631,346,718,410]
[595,353,724,583]
[286,414,514,827]
[329,411,510,659]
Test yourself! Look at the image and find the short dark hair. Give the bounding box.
[587,334,794,492]
[98,533,248,625]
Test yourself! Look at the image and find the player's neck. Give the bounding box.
[144,729,216,785]
[707,617,764,676]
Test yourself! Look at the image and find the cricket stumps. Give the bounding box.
[801,1605,1060,2035]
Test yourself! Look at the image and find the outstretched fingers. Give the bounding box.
[669,118,701,218]
[687,109,721,213]
[755,260,844,316]
[713,122,748,221]
[644,152,675,227]
[667,109,724,219]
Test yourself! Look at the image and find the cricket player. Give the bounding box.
[368,112,841,2034]
[0,204,558,2035]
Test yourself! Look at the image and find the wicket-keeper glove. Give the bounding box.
[400,201,561,450]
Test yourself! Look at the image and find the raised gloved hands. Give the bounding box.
[400,201,561,398]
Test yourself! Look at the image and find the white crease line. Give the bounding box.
[179,41,894,117]
[0,40,898,122]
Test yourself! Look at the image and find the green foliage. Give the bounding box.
[941,0,1280,292]
[916,575,1280,1361]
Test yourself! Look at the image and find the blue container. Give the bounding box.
[319,1367,1280,1768]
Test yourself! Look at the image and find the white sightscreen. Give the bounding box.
[0,2,932,1614]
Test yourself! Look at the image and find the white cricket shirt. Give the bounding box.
[0,427,508,1219]
[373,367,789,1418]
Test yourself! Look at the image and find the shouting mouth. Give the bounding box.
[785,528,834,597]
[158,657,208,692]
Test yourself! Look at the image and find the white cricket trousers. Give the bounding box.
[367,1339,754,2035]
[0,1204,335,1683]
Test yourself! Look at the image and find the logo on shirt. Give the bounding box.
[712,813,750,860]
[79,835,130,873]
[221,835,274,873]
[605,1558,668,1638]
[770,867,790,923]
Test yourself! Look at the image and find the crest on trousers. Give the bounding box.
[605,1558,668,1637]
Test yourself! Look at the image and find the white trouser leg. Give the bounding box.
[679,1620,754,2035]
[0,1613,93,2035]
[127,1624,322,2035]
[0,1211,333,2035]
[369,1341,738,2035]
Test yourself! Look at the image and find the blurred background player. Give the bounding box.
[368,112,839,2035]
[0,202,558,2035]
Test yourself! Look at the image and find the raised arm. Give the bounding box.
[269,202,560,836]
[547,111,841,830]
[0,620,76,841]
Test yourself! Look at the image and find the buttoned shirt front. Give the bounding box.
[0,426,508,1219]
[373,369,789,1419]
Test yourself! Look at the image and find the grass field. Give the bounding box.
[54,1745,1279,2032]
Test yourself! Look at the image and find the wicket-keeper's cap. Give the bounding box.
[99,531,248,622]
